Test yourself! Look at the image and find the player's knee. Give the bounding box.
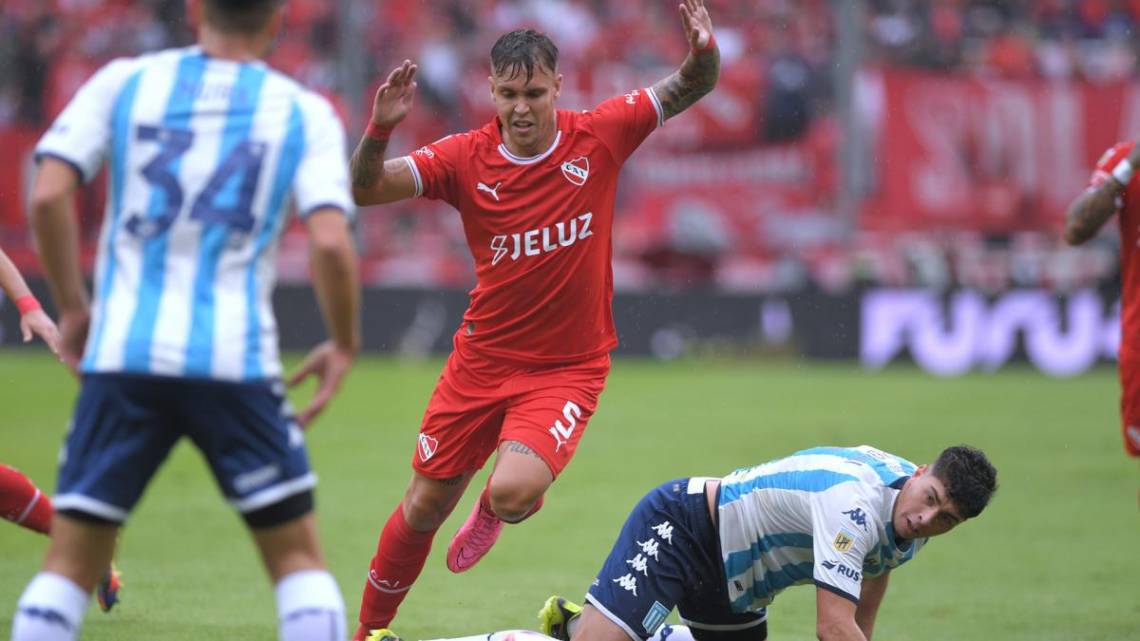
[402,488,454,530]
[487,480,543,522]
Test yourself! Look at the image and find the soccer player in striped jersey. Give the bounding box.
[13,1,360,640]
[537,445,997,641]
[348,2,720,638]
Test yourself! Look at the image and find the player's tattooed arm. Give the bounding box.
[1066,142,1140,245]
[1063,180,1123,245]
[653,0,720,120]
[351,59,419,205]
[350,137,388,191]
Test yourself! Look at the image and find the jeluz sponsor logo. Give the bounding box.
[820,560,862,583]
[549,401,583,452]
[490,212,594,266]
[418,433,439,462]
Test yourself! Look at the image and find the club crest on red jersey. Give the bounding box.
[561,156,589,186]
[418,433,439,462]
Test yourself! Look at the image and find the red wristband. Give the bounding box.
[692,33,717,55]
[15,295,40,315]
[365,121,394,142]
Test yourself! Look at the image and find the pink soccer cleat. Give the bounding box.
[446,498,503,573]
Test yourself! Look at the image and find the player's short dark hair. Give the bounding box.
[201,0,283,35]
[930,445,997,519]
[490,29,559,83]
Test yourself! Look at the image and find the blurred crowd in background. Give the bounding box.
[0,0,1134,295]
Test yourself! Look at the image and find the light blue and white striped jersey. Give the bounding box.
[717,445,924,611]
[36,46,352,381]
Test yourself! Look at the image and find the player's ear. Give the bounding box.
[554,73,563,99]
[488,76,496,100]
[266,2,286,39]
[913,464,929,478]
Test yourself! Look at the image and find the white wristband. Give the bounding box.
[1112,159,1134,186]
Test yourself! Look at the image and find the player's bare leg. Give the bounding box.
[447,440,552,573]
[12,515,117,640]
[357,472,473,639]
[570,605,643,641]
[250,511,347,641]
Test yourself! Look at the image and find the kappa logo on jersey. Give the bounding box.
[613,573,639,596]
[561,156,589,186]
[414,146,436,159]
[489,212,594,266]
[549,400,583,452]
[477,181,502,201]
[833,529,856,553]
[417,433,439,462]
[625,89,641,105]
[842,507,869,531]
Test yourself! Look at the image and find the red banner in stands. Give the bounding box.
[866,69,1140,232]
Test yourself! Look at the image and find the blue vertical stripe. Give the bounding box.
[82,70,143,371]
[123,52,207,372]
[184,63,268,377]
[244,99,304,379]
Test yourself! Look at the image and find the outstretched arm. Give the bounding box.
[351,60,421,206]
[651,0,720,121]
[816,587,867,641]
[853,573,890,640]
[1064,142,1140,245]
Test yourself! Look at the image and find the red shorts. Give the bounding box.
[1119,354,1140,457]
[412,345,611,479]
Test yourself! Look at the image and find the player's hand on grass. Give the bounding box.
[679,0,713,50]
[369,60,418,129]
[20,308,61,357]
[287,340,356,428]
[57,308,89,376]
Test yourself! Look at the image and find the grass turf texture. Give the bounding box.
[1,351,1137,640]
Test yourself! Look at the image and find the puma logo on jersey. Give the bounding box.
[477,181,502,201]
[489,212,594,266]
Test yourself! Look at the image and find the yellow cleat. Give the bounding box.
[538,596,582,641]
[365,628,403,641]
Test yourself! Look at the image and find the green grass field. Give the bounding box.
[1,352,1137,640]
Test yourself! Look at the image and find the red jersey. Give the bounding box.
[404,87,664,365]
[1089,142,1139,356]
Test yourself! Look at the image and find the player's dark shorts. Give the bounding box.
[586,478,767,641]
[54,373,315,526]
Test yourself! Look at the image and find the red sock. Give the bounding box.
[482,481,545,523]
[358,502,437,629]
[0,464,53,535]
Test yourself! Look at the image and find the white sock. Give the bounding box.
[649,624,696,641]
[275,569,346,641]
[11,572,89,641]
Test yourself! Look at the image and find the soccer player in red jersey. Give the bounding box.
[0,245,60,354]
[348,1,720,638]
[1064,139,1140,462]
